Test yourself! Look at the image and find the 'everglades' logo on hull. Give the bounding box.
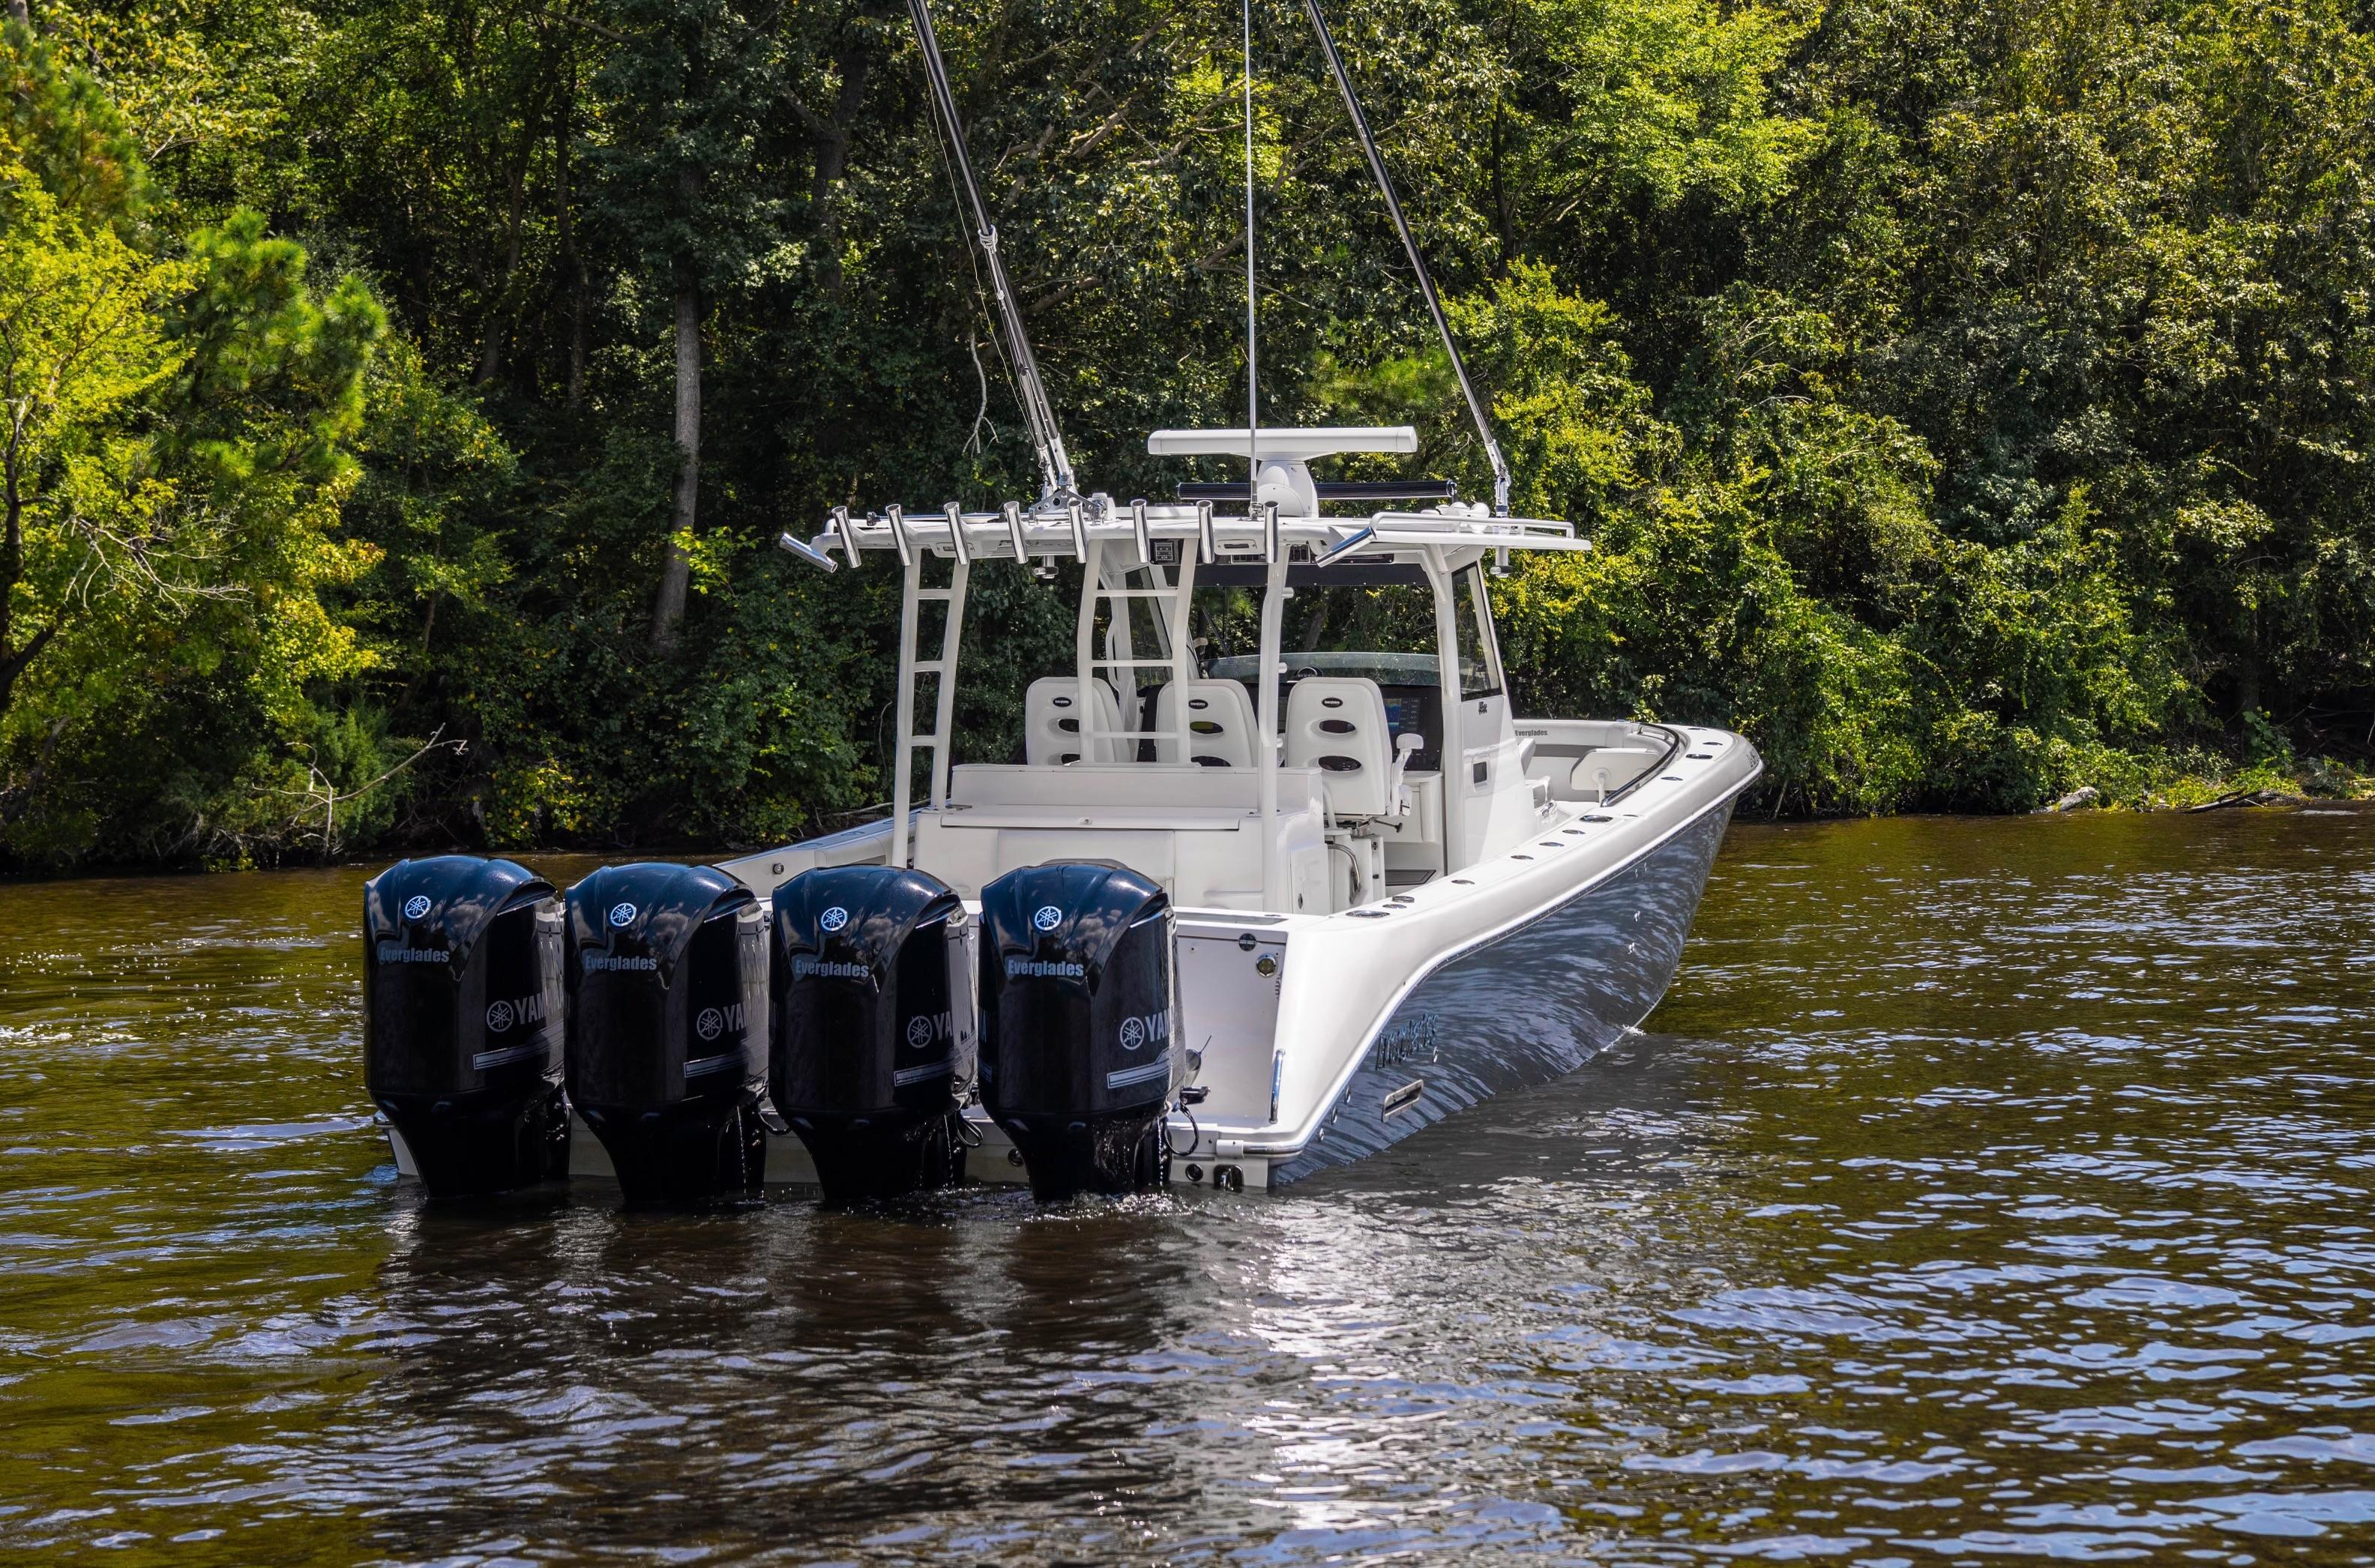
[792,956,868,980]
[582,952,657,972]
[376,943,449,964]
[1005,957,1084,978]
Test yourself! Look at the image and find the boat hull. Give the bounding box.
[390,801,1737,1193]
[1272,798,1733,1183]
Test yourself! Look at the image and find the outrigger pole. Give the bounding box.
[906,0,1080,504]
[1298,0,1512,518]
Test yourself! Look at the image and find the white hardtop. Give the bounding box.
[1151,426,1422,519]
[1145,425,1418,458]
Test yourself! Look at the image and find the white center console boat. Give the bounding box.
[360,0,1760,1202]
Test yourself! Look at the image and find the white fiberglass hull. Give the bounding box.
[1146,724,1754,1187]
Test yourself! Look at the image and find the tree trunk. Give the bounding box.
[0,417,38,724]
[808,44,871,296]
[557,61,586,407]
[476,64,555,393]
[0,715,65,828]
[1489,102,1514,278]
[649,280,699,652]
[0,621,58,723]
[475,154,529,388]
[648,23,706,654]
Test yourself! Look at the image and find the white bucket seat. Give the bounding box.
[1026,677,1128,765]
[1153,680,1259,768]
[1283,677,1414,822]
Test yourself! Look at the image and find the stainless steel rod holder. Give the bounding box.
[944,501,972,565]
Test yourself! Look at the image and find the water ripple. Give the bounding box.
[4,818,2375,1561]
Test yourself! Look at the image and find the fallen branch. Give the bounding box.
[2185,787,2303,813]
[274,726,469,860]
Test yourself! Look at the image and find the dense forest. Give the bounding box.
[0,0,2368,867]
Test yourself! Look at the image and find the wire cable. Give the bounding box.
[929,122,1026,466]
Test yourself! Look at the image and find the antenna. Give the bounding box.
[1242,0,1260,509]
[906,0,1078,503]
[1300,0,1512,516]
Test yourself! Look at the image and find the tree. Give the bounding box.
[589,0,790,653]
[0,24,387,856]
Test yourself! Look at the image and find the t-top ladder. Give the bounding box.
[892,551,970,868]
[1074,537,1199,763]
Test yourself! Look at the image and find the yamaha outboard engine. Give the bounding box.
[564,864,771,1203]
[363,857,568,1198]
[771,866,976,1204]
[979,861,1179,1201]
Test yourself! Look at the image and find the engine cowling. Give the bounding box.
[564,863,771,1202]
[771,865,976,1203]
[978,860,1179,1200]
[362,856,568,1198]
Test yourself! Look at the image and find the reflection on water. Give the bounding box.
[5,810,2375,1563]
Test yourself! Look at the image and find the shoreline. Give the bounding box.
[6,789,2371,883]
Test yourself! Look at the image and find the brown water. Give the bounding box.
[4,809,2375,1564]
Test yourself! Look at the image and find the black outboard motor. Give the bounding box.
[771,866,976,1204]
[978,861,1180,1201]
[362,857,568,1198]
[564,863,771,1203]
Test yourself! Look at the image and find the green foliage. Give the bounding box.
[0,24,386,865]
[0,20,148,228]
[4,0,2374,866]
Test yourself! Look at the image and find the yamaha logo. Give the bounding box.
[1032,905,1062,932]
[608,901,637,928]
[482,993,546,1034]
[819,905,849,933]
[402,894,431,920]
[1117,1007,1170,1052]
[696,1007,724,1041]
[906,1015,933,1049]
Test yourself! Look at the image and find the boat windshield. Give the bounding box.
[1207,651,1442,685]
[1196,579,1468,690]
